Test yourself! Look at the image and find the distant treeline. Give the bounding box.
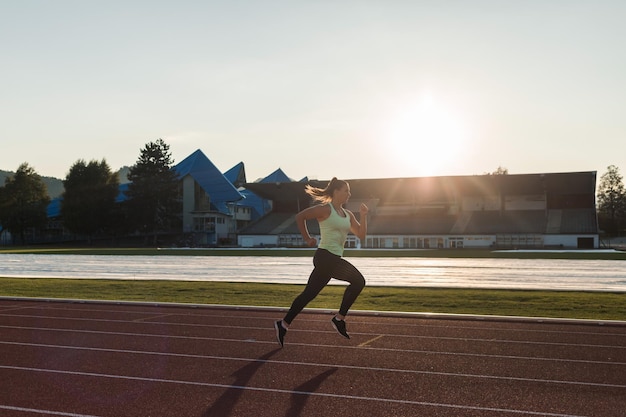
[0,167,130,199]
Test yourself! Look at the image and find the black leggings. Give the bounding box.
[283,248,365,325]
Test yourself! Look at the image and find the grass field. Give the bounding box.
[1,278,625,321]
[1,247,625,321]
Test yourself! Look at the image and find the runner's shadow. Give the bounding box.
[283,368,338,417]
[201,348,281,417]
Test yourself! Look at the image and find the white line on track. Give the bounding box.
[1,340,624,388]
[0,405,100,417]
[0,365,593,417]
[0,306,34,313]
[1,324,625,365]
[1,312,624,350]
[4,305,626,336]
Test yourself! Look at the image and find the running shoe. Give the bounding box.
[331,317,350,339]
[274,320,287,347]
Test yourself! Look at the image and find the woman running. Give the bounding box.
[275,177,368,347]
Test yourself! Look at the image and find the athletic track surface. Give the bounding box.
[0,298,624,417]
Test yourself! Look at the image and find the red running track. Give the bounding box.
[0,298,624,417]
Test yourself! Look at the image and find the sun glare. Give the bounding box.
[384,94,469,176]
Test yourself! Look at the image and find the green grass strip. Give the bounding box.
[1,278,625,321]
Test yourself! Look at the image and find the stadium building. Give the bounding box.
[239,171,599,249]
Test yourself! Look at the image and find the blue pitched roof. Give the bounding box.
[116,183,129,203]
[47,197,62,218]
[174,149,244,209]
[260,168,292,183]
[224,162,246,187]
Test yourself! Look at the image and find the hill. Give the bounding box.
[0,170,64,199]
[1,166,130,199]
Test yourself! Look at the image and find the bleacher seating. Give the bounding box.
[462,210,546,234]
[559,209,597,233]
[368,214,457,235]
[241,208,595,237]
[238,212,294,234]
[238,171,599,248]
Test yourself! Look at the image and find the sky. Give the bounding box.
[1,0,625,183]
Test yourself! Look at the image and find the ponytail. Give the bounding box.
[305,177,348,203]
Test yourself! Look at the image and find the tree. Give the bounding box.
[0,163,50,244]
[597,165,626,236]
[487,166,509,175]
[126,138,181,245]
[61,159,120,242]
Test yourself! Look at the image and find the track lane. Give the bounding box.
[0,299,624,417]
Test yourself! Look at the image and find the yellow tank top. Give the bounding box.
[318,204,351,256]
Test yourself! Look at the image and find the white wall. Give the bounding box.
[239,235,279,247]
[543,234,598,249]
[459,235,496,248]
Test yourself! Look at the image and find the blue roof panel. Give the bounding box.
[260,168,292,183]
[116,183,129,203]
[47,197,62,218]
[224,162,246,186]
[175,149,244,203]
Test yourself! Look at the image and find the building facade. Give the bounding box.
[239,172,599,249]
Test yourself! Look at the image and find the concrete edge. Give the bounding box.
[2,296,625,327]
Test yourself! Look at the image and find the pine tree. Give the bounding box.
[126,138,181,245]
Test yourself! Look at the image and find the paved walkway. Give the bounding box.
[0,298,624,416]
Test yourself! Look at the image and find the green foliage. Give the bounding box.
[126,138,181,244]
[597,165,626,235]
[0,163,50,244]
[61,159,120,239]
[2,169,64,198]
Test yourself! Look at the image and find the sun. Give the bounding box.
[384,94,469,176]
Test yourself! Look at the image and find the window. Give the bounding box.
[449,237,464,248]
